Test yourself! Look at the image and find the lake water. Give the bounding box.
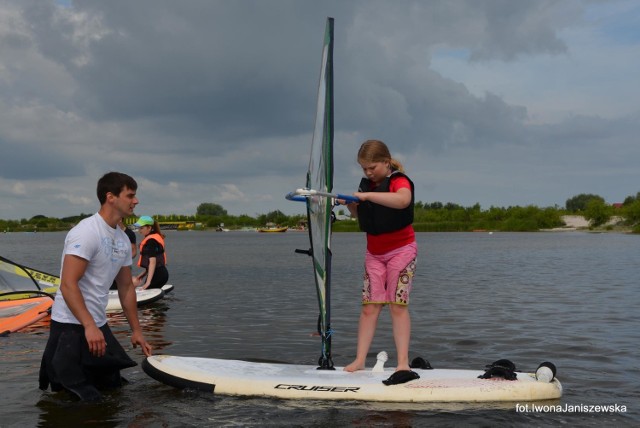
[0,230,638,427]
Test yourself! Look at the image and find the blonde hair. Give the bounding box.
[357,139,404,173]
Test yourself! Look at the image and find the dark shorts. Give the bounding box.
[39,321,137,401]
[147,266,169,289]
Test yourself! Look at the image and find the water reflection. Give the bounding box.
[109,303,173,351]
[17,300,173,352]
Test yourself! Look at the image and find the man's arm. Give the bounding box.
[115,266,153,356]
[60,254,106,357]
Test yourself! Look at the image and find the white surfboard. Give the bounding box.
[106,288,164,312]
[142,355,562,403]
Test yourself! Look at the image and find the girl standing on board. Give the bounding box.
[343,140,418,385]
[133,215,169,290]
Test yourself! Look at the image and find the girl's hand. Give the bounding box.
[337,198,357,206]
[344,197,359,217]
[353,192,367,202]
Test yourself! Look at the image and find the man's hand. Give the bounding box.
[85,324,107,357]
[131,330,153,357]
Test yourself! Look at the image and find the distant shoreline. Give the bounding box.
[2,214,636,234]
[542,215,631,233]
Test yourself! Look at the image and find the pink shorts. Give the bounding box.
[362,242,417,305]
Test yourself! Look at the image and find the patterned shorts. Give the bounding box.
[362,242,417,305]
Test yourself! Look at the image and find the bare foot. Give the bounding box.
[343,361,365,372]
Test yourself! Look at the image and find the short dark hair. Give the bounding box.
[96,172,138,205]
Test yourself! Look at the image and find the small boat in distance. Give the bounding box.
[215,223,230,232]
[257,224,287,233]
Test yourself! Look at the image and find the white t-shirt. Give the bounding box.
[51,213,132,327]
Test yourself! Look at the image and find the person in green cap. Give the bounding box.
[133,215,169,290]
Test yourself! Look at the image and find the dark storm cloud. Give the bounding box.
[22,1,356,146]
[20,0,565,153]
[0,137,78,179]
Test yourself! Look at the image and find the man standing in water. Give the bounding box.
[39,172,153,401]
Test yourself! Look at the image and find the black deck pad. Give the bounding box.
[382,370,420,386]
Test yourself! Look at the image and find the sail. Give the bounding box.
[22,266,60,287]
[0,256,60,301]
[305,17,334,369]
[0,256,43,296]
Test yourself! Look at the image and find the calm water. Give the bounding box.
[0,230,638,427]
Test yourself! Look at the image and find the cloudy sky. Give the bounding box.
[0,0,638,220]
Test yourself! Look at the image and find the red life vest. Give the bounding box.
[137,233,167,268]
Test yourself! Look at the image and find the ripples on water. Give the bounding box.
[0,231,638,426]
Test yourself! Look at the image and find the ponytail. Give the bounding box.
[150,221,165,239]
[389,158,405,173]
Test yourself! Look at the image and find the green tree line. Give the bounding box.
[3,193,640,233]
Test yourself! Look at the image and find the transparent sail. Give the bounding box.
[305,17,334,369]
[0,256,44,295]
